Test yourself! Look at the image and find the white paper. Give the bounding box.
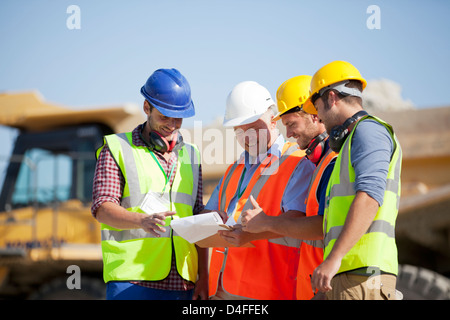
[140,191,170,214]
[171,211,232,243]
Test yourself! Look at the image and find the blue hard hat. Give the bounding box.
[140,68,195,118]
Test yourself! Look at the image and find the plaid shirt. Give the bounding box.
[91,123,204,291]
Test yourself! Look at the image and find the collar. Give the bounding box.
[133,123,148,147]
[136,122,183,154]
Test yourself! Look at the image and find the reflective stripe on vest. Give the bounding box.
[237,145,303,248]
[305,148,338,213]
[302,239,324,249]
[222,144,303,248]
[209,142,306,300]
[323,116,402,275]
[97,132,200,283]
[297,147,337,300]
[303,148,338,250]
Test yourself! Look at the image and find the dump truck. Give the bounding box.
[0,91,449,299]
[0,91,144,299]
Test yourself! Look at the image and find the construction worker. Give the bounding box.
[91,68,209,300]
[303,61,402,300]
[241,75,337,299]
[206,81,315,300]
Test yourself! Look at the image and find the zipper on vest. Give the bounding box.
[212,247,228,270]
[217,247,229,295]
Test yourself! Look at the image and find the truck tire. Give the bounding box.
[397,264,450,300]
[28,276,105,300]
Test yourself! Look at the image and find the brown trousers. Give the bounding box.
[326,273,399,300]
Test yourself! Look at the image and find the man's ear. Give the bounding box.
[311,114,320,123]
[327,90,339,108]
[143,100,151,116]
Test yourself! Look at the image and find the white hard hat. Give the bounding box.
[223,81,275,127]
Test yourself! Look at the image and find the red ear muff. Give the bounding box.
[305,132,328,164]
[149,131,170,153]
[149,131,181,153]
[306,142,323,164]
[167,132,178,152]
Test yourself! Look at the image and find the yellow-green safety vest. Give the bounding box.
[323,115,402,275]
[96,132,201,283]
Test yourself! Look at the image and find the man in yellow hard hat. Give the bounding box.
[241,75,337,299]
[304,61,402,300]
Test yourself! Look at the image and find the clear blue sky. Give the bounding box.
[1,0,449,129]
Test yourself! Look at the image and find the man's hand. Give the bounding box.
[193,244,209,300]
[311,255,341,293]
[218,225,251,247]
[192,274,209,300]
[216,210,228,224]
[241,195,272,233]
[140,211,176,237]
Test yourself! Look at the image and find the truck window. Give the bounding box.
[12,148,72,208]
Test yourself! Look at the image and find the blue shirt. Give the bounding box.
[351,119,393,207]
[205,134,315,217]
[318,119,393,215]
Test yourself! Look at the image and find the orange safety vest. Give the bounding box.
[296,148,337,299]
[209,142,306,300]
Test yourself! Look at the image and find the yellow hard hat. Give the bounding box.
[303,61,367,114]
[274,75,312,121]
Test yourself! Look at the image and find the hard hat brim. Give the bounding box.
[153,101,195,118]
[222,112,266,128]
[302,99,317,115]
[273,111,283,121]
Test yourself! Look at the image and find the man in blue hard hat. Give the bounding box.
[92,68,208,300]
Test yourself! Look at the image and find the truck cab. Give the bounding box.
[0,92,144,299]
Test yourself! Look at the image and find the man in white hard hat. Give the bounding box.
[206,81,315,300]
[241,75,337,300]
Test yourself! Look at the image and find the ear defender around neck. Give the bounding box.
[305,132,328,164]
[149,131,182,153]
[329,110,368,152]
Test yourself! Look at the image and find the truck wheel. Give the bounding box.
[28,277,105,300]
[397,264,450,300]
